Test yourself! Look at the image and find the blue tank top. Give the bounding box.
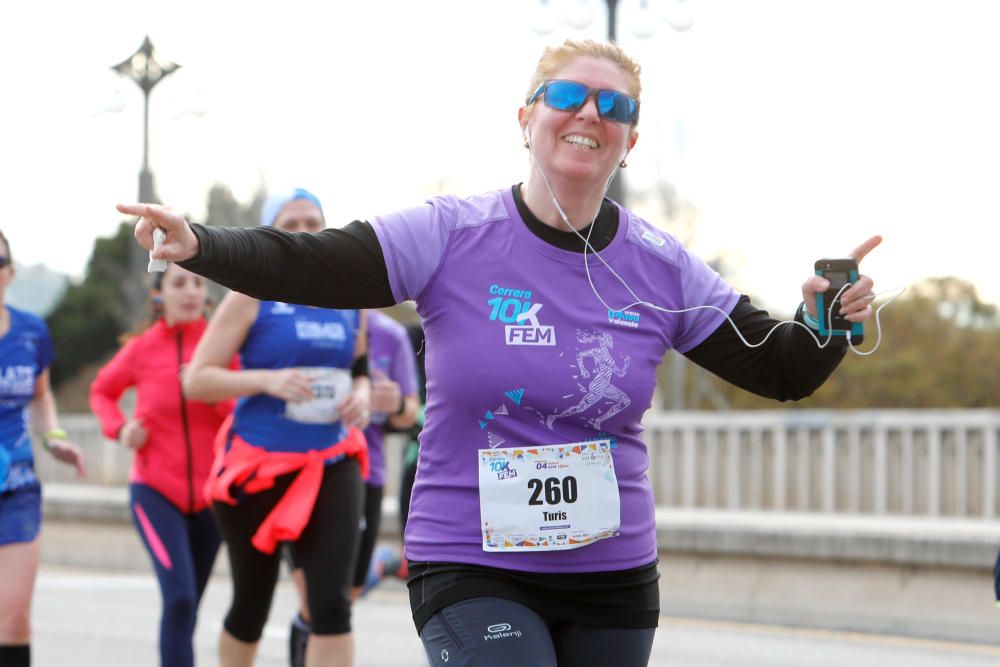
[0,307,54,489]
[234,301,359,452]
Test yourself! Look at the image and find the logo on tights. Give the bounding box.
[483,622,522,640]
[441,648,449,662]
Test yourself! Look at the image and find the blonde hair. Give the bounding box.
[525,39,642,105]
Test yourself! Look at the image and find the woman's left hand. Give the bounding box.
[47,438,87,478]
[802,235,882,323]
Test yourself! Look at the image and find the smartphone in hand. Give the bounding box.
[814,258,864,344]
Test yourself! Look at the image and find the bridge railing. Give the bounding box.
[643,409,1000,519]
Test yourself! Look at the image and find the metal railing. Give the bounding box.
[644,409,1000,519]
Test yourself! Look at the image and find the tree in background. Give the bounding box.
[45,185,263,392]
[203,186,262,307]
[705,277,1000,409]
[45,222,133,387]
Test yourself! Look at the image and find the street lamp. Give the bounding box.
[531,0,694,205]
[111,36,180,322]
[112,35,180,204]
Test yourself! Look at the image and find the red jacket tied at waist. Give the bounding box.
[206,422,368,554]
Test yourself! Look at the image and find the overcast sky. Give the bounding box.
[2,0,998,313]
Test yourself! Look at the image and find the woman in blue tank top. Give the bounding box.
[0,230,86,667]
[183,190,370,667]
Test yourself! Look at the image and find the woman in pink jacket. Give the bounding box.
[90,263,237,667]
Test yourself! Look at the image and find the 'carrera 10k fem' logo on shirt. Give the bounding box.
[486,283,556,346]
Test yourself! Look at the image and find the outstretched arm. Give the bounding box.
[685,236,881,402]
[118,203,395,309]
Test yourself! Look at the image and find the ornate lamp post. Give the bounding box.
[112,35,180,204]
[111,36,180,322]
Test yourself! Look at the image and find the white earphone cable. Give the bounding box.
[526,133,902,355]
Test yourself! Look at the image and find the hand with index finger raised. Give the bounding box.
[116,203,200,263]
[849,235,883,264]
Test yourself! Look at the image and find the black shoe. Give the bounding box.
[289,613,310,667]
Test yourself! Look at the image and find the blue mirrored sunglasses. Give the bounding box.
[527,80,639,125]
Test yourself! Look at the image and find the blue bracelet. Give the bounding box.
[801,307,821,331]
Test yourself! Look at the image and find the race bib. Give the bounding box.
[478,439,620,552]
[284,367,352,424]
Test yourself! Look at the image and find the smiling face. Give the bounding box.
[154,264,207,326]
[520,56,638,186]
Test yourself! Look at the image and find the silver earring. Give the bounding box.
[619,159,628,168]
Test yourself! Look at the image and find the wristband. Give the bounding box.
[351,354,369,379]
[43,428,67,450]
[800,305,821,331]
[394,395,407,416]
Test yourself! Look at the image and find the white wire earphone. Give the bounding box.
[522,125,901,355]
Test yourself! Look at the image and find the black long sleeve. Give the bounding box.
[180,220,395,308]
[182,218,844,401]
[683,296,846,401]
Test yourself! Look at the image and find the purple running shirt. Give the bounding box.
[364,310,419,487]
[372,187,738,572]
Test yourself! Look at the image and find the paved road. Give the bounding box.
[34,566,423,667]
[31,565,1000,666]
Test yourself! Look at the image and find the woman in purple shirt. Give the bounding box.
[122,39,879,667]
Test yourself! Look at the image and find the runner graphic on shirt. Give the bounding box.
[546,330,631,431]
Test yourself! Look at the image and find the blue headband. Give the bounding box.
[260,188,324,227]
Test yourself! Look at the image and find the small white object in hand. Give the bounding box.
[148,228,168,272]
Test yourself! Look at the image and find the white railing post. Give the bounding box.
[901,428,914,515]
[682,426,696,508]
[705,428,719,507]
[874,424,888,514]
[955,427,968,517]
[928,427,941,517]
[822,426,836,513]
[848,425,861,513]
[773,426,787,511]
[984,423,997,519]
[727,426,741,510]
[797,427,810,511]
[749,428,763,509]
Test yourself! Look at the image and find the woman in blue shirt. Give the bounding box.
[0,230,85,667]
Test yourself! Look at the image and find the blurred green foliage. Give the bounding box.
[695,277,1000,409]
[45,185,262,388]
